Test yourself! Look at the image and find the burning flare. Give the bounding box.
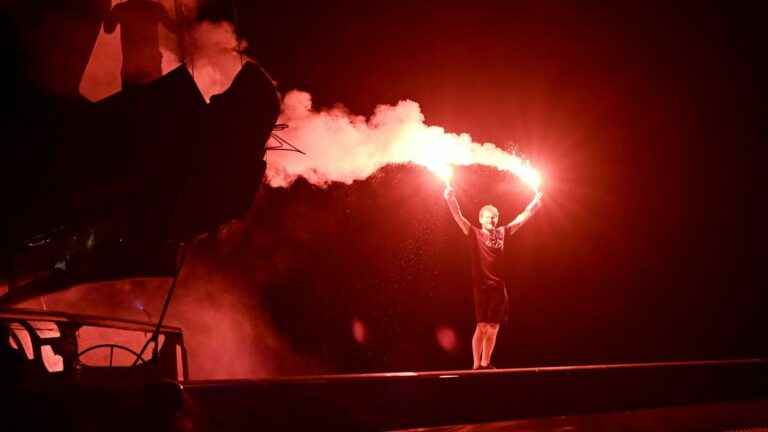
[429,164,454,186]
[267,91,542,191]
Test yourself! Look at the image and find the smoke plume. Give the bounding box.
[15,247,310,380]
[182,21,247,101]
[266,90,541,189]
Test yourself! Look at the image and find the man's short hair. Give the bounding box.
[479,205,499,220]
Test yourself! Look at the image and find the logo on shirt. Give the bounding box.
[485,229,503,249]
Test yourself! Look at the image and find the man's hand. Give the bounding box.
[528,190,543,211]
[507,190,543,235]
[443,186,455,200]
[443,185,470,235]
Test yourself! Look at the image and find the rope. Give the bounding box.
[131,241,191,366]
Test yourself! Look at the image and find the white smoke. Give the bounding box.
[266,90,539,188]
[183,21,246,101]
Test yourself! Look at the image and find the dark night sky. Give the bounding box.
[3,1,763,375]
[204,2,763,371]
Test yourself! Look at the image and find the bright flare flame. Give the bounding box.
[426,163,453,185]
[501,158,542,192]
[522,166,542,191]
[423,158,541,191]
[411,131,541,191]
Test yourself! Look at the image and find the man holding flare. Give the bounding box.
[443,173,543,370]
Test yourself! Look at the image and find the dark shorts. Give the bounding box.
[474,281,508,324]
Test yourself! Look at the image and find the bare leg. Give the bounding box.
[480,323,499,367]
[472,324,483,369]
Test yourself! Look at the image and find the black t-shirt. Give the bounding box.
[468,225,506,288]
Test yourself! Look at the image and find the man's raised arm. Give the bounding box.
[444,187,471,236]
[506,191,543,235]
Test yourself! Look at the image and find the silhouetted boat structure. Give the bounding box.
[4,314,768,432]
[2,2,766,431]
[4,306,768,430]
[1,306,186,431]
[3,58,279,305]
